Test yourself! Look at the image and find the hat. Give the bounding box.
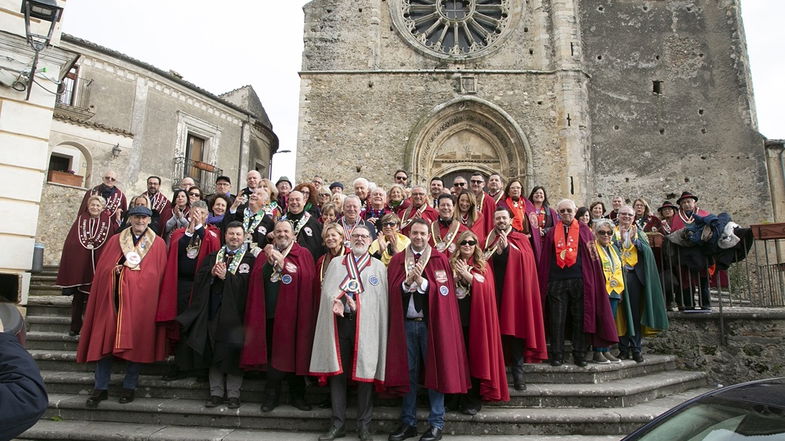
[127,206,153,217]
[657,200,678,213]
[216,175,231,184]
[276,176,292,187]
[329,181,344,190]
[676,191,698,205]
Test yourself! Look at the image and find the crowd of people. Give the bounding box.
[56,166,736,441]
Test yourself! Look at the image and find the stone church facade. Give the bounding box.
[296,0,773,225]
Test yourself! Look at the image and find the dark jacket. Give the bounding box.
[0,332,48,441]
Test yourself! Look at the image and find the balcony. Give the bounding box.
[172,157,222,193]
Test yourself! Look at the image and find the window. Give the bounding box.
[58,66,78,106]
[48,153,71,172]
[185,133,206,182]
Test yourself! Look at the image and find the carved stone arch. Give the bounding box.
[50,141,94,187]
[404,96,533,189]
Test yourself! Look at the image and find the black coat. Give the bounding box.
[0,333,48,441]
[176,251,255,375]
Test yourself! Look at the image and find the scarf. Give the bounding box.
[595,243,624,296]
[269,240,295,282]
[400,203,428,229]
[431,219,461,253]
[216,244,248,275]
[404,244,432,279]
[283,211,311,238]
[614,228,639,268]
[554,220,579,268]
[77,214,111,250]
[119,227,156,270]
[339,252,371,296]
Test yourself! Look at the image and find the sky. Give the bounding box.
[60,1,784,182]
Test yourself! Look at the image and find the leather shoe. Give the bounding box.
[85,389,107,408]
[227,397,241,409]
[290,396,312,411]
[513,371,526,391]
[261,394,279,412]
[549,359,563,367]
[205,395,223,408]
[162,368,187,381]
[358,427,374,441]
[388,424,417,441]
[318,425,346,441]
[632,352,644,363]
[419,426,442,441]
[118,388,135,404]
[574,358,588,368]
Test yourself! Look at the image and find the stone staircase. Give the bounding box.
[19,266,712,441]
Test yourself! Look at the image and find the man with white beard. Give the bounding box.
[310,224,389,441]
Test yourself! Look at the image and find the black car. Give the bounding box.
[623,378,785,440]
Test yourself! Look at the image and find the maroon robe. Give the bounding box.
[428,219,468,258]
[476,192,497,239]
[156,226,222,345]
[144,191,172,234]
[669,208,710,232]
[240,243,317,375]
[461,215,486,245]
[526,205,559,262]
[486,231,548,362]
[56,210,117,294]
[385,249,471,395]
[76,229,168,364]
[79,185,127,215]
[465,265,510,402]
[537,222,618,347]
[397,203,438,236]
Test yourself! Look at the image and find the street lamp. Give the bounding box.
[21,0,64,100]
[269,149,292,179]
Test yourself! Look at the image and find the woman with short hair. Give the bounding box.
[368,213,409,266]
[294,182,320,217]
[633,198,662,232]
[207,194,231,226]
[317,223,347,283]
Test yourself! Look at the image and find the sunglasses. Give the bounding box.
[596,230,613,236]
[103,176,116,181]
[559,209,573,213]
[188,193,201,197]
[454,183,466,187]
[459,240,477,246]
[470,180,483,184]
[395,176,407,180]
[382,222,398,227]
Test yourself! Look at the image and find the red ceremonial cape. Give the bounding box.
[76,231,168,364]
[428,220,468,258]
[488,232,548,362]
[466,265,510,402]
[537,222,618,347]
[56,210,117,293]
[477,192,497,239]
[79,185,127,214]
[385,249,471,395]
[240,243,317,375]
[669,208,710,231]
[156,226,222,345]
[467,216,486,245]
[397,203,438,236]
[144,191,173,234]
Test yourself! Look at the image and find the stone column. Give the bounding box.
[765,140,785,223]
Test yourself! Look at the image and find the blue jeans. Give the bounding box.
[94,356,142,390]
[401,320,444,429]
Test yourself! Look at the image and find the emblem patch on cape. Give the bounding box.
[475,274,485,283]
[304,226,313,236]
[435,270,448,283]
[238,263,250,274]
[125,252,141,266]
[368,275,380,286]
[439,285,449,296]
[282,274,293,285]
[285,262,298,273]
[448,243,457,254]
[257,226,267,235]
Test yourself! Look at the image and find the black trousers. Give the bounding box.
[330,314,373,430]
[264,319,306,400]
[620,270,643,353]
[546,278,587,361]
[69,289,88,334]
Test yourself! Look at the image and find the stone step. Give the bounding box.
[29,285,65,296]
[42,388,713,436]
[31,274,58,284]
[26,296,71,316]
[28,344,681,385]
[20,420,624,441]
[26,315,71,333]
[40,369,706,409]
[26,331,79,351]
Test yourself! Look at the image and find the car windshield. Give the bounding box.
[632,398,785,441]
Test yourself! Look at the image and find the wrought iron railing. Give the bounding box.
[172,157,223,193]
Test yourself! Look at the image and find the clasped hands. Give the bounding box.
[332,295,356,317]
[212,261,228,280]
[404,260,425,288]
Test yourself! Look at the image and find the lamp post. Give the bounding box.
[21,0,64,100]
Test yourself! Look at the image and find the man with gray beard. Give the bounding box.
[310,224,388,441]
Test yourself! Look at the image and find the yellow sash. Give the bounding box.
[614,229,639,268]
[595,243,624,295]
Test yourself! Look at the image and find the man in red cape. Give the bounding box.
[240,220,317,412]
[156,201,221,380]
[537,199,618,367]
[142,175,172,235]
[428,194,467,257]
[76,206,167,408]
[469,172,497,238]
[670,191,712,310]
[397,185,437,236]
[78,170,127,217]
[386,218,470,441]
[484,206,548,390]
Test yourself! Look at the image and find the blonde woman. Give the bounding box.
[368,213,409,266]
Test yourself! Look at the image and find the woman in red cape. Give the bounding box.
[451,230,509,414]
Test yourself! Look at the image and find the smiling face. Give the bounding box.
[246,171,261,189]
[618,206,635,227]
[146,177,160,195]
[225,226,245,249]
[494,209,511,231]
[212,198,227,216]
[102,171,118,188]
[187,189,201,203]
[458,234,477,259]
[130,214,150,235]
[370,188,386,207]
[87,199,103,217]
[411,187,427,207]
[430,180,444,198]
[287,191,304,214]
[175,191,188,207]
[350,227,371,255]
[591,203,604,218]
[438,196,454,219]
[470,174,485,195]
[557,200,576,225]
[343,197,361,221]
[323,227,343,251]
[488,174,503,193]
[508,181,523,199]
[390,187,404,202]
[612,196,623,210]
[409,222,430,251]
[531,188,544,203]
[273,221,294,248]
[354,181,369,200]
[458,193,471,214]
[596,225,613,246]
[452,177,468,192]
[578,210,590,224]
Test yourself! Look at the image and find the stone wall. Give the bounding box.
[648,310,785,385]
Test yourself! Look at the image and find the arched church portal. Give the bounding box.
[404,97,532,189]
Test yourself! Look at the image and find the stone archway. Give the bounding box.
[404,97,532,188]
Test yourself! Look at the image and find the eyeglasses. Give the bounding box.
[470,180,483,184]
[459,240,477,246]
[103,176,116,182]
[558,209,573,213]
[188,193,201,197]
[411,192,425,196]
[596,230,613,236]
[351,234,370,239]
[619,213,634,217]
[454,183,466,187]
[382,222,398,227]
